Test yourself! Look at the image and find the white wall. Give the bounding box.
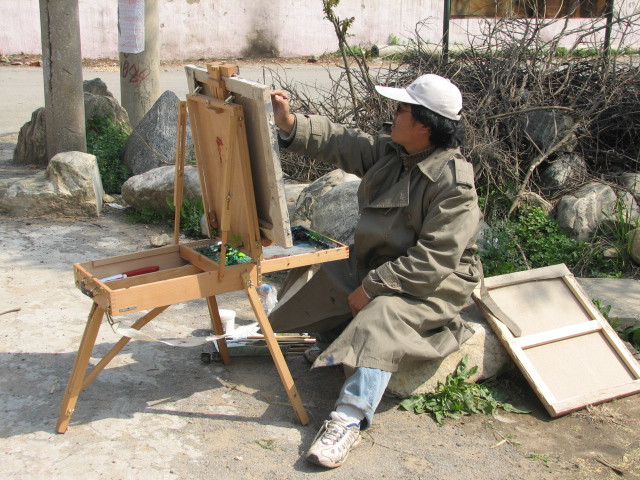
[1,0,638,59]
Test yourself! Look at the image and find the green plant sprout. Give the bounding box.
[86,113,131,194]
[399,356,530,425]
[594,298,640,349]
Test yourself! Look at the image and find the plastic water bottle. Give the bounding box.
[256,283,278,315]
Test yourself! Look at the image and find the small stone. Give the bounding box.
[234,456,243,461]
[603,248,619,259]
[308,55,318,63]
[102,194,115,203]
[150,233,170,247]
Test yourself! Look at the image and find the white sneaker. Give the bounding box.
[305,411,361,468]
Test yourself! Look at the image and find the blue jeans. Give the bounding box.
[315,327,391,429]
[335,367,392,429]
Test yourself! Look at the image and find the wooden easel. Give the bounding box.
[56,64,349,433]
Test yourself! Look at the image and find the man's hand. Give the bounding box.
[348,285,371,317]
[270,89,295,134]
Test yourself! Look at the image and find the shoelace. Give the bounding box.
[321,421,348,445]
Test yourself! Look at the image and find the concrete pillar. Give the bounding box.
[119,0,161,128]
[39,0,86,162]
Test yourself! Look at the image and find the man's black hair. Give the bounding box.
[410,104,464,149]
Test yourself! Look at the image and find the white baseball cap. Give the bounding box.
[375,74,462,121]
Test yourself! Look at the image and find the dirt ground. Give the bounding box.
[1,133,640,479]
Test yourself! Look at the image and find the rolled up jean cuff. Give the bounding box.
[334,367,392,429]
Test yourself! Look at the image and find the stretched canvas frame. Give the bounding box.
[185,64,292,248]
[472,264,640,417]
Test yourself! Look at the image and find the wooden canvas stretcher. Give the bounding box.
[56,63,349,433]
[472,264,640,417]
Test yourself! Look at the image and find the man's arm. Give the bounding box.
[270,89,295,134]
[270,90,382,178]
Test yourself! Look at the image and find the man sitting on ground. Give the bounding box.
[269,74,483,468]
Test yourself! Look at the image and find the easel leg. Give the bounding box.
[56,303,105,433]
[242,273,309,426]
[206,296,231,365]
[81,306,169,390]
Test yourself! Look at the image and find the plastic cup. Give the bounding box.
[218,309,236,334]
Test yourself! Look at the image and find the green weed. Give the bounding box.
[167,196,206,238]
[125,206,170,224]
[479,206,587,277]
[86,114,131,194]
[596,195,640,271]
[594,298,640,349]
[593,299,619,330]
[399,356,530,425]
[525,451,559,469]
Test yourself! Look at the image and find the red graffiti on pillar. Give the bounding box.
[121,54,149,84]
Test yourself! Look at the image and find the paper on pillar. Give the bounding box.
[118,0,145,53]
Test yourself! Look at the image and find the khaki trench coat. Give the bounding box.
[269,114,483,372]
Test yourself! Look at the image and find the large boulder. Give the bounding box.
[539,153,588,193]
[283,183,307,220]
[519,191,553,214]
[83,78,114,98]
[0,151,104,217]
[122,90,195,175]
[292,169,360,229]
[310,180,360,245]
[556,182,618,241]
[618,172,640,204]
[13,107,47,166]
[84,92,130,127]
[386,302,512,398]
[121,165,201,215]
[13,78,130,167]
[524,110,576,153]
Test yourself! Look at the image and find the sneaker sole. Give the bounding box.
[305,436,361,468]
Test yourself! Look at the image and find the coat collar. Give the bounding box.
[366,145,460,209]
[384,142,459,183]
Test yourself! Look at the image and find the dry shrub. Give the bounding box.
[272,7,640,218]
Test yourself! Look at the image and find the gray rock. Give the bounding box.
[292,169,360,228]
[387,302,512,398]
[310,181,360,245]
[150,233,171,248]
[524,110,576,153]
[0,151,103,217]
[556,182,618,240]
[121,165,201,215]
[13,79,130,167]
[519,191,553,213]
[577,277,640,332]
[539,153,588,192]
[84,92,130,128]
[13,107,47,166]
[283,183,307,220]
[122,90,195,175]
[618,172,640,203]
[83,78,114,98]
